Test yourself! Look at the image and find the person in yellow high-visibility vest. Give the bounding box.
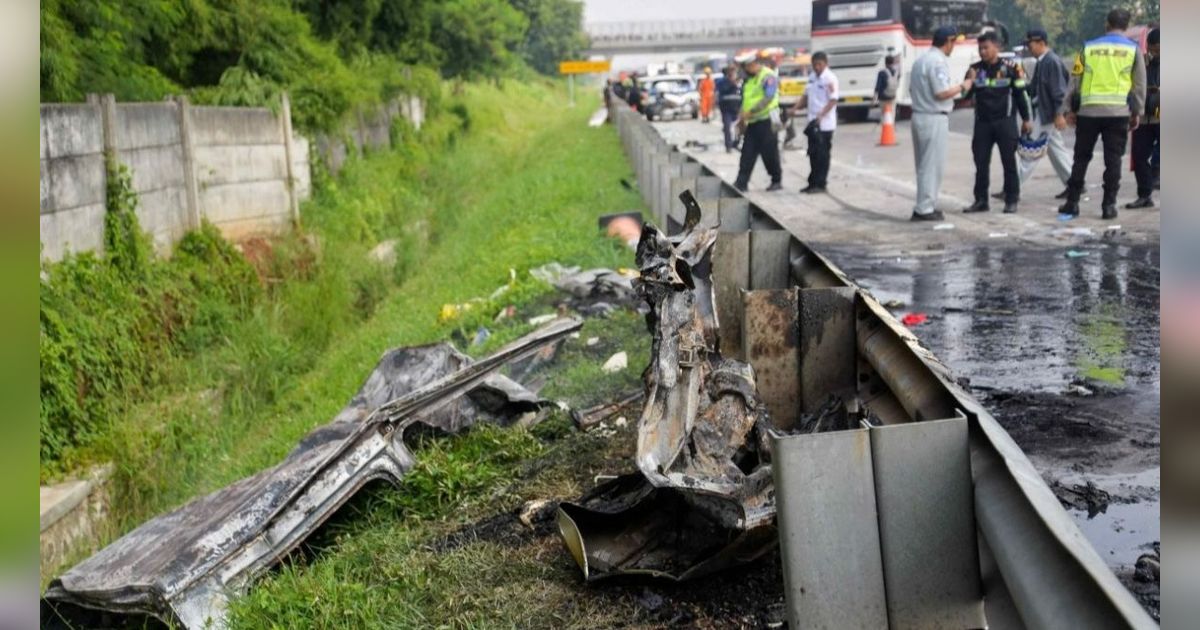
[733,50,783,193]
[1060,8,1147,221]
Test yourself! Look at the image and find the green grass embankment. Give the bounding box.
[43,78,643,552]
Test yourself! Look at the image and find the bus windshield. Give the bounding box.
[901,0,987,39]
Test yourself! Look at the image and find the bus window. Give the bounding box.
[900,0,987,40]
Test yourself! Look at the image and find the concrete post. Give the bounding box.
[175,96,202,230]
[279,91,301,226]
[356,106,368,156]
[99,94,118,157]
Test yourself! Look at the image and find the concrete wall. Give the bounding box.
[41,91,425,261]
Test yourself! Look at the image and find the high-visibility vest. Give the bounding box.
[741,67,779,123]
[1077,34,1137,108]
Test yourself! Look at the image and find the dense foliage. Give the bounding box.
[989,0,1159,54]
[40,0,587,130]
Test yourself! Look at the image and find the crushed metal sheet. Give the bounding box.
[559,196,779,581]
[43,318,582,630]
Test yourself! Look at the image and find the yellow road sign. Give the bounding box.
[559,60,612,75]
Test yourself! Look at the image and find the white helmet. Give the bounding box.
[1017,132,1049,161]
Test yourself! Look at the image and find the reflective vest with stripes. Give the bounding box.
[1078,34,1137,107]
[741,67,779,123]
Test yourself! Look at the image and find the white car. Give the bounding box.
[637,74,700,121]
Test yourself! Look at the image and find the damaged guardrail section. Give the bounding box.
[596,102,1156,629]
[42,318,582,629]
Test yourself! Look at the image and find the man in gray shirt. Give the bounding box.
[908,26,975,221]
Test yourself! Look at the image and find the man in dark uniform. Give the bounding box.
[1126,27,1159,209]
[962,31,1032,214]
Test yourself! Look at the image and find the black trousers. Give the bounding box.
[808,130,834,188]
[1067,116,1129,205]
[1131,123,1160,199]
[972,117,1019,203]
[720,108,739,149]
[735,119,782,188]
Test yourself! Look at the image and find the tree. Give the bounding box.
[431,0,528,78]
[510,0,587,75]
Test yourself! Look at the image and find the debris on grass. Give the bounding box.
[601,351,628,373]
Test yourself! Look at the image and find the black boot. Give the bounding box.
[1102,203,1118,220]
[991,192,1005,200]
[1125,197,1154,209]
[962,200,990,213]
[1003,202,1018,214]
[1058,200,1080,217]
[1054,188,1071,199]
[766,181,783,192]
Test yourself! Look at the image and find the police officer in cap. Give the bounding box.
[962,30,1032,214]
[733,50,783,192]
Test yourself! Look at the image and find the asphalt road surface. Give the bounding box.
[653,111,1161,616]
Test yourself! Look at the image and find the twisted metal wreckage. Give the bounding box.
[42,319,582,629]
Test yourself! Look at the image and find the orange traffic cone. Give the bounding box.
[879,101,898,146]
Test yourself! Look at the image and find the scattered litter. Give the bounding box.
[1052,226,1094,237]
[439,301,479,322]
[613,416,628,428]
[530,262,637,302]
[1067,383,1095,397]
[1105,224,1122,231]
[619,178,634,190]
[471,326,490,346]
[882,299,906,309]
[1134,549,1160,583]
[1056,213,1078,222]
[601,351,628,373]
[571,391,642,431]
[1050,479,1111,518]
[901,312,928,327]
[569,332,581,339]
[1065,249,1090,258]
[494,305,515,321]
[518,499,557,529]
[988,232,1008,238]
[528,313,558,326]
[636,588,665,612]
[368,239,398,266]
[683,139,709,151]
[588,107,608,127]
[586,336,600,346]
[933,223,955,230]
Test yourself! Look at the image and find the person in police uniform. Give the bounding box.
[733,51,783,193]
[962,31,1032,214]
[1060,8,1147,220]
[1127,27,1159,209]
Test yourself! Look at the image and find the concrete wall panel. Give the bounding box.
[40,203,106,260]
[194,144,288,188]
[42,155,106,214]
[200,180,290,225]
[120,145,186,192]
[115,104,180,151]
[190,107,281,146]
[41,104,103,159]
[135,187,190,251]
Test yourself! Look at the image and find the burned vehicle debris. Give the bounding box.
[42,318,582,630]
[558,194,783,581]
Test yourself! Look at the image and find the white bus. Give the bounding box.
[812,0,989,120]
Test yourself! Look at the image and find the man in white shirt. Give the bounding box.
[789,51,839,193]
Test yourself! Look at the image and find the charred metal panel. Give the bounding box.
[749,230,791,290]
[43,320,581,629]
[712,233,750,361]
[668,177,696,231]
[717,197,750,232]
[772,428,889,630]
[742,289,800,430]
[870,412,985,629]
[798,287,858,415]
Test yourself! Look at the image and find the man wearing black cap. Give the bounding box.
[1016,29,1073,198]
[962,31,1032,214]
[908,26,975,221]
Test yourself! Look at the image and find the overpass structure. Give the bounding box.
[584,16,811,56]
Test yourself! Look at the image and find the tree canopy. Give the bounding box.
[40,0,588,130]
[988,0,1160,54]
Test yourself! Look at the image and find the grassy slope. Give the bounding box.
[87,76,648,582]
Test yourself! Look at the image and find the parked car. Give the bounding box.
[637,74,700,122]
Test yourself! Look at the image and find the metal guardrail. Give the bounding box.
[607,102,1157,630]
